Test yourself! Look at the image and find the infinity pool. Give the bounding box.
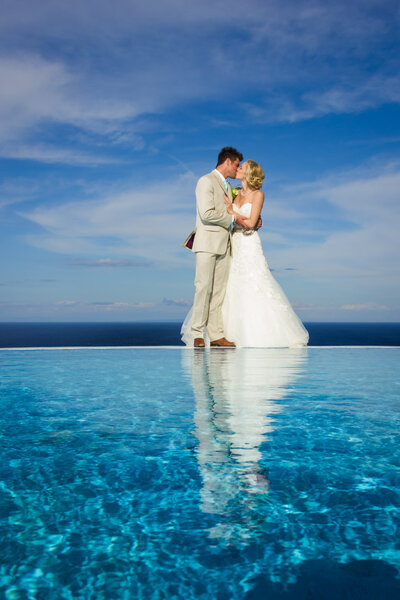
[0,348,399,599]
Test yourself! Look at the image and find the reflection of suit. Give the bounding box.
[191,171,232,341]
[186,350,238,515]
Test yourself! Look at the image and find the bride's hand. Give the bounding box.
[224,194,234,214]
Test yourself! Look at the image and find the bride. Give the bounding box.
[181,159,309,348]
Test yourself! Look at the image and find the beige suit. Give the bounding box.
[191,170,232,341]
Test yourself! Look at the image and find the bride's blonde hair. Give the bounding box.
[246,160,265,190]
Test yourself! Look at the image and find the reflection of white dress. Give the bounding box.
[181,348,307,517]
[181,202,309,347]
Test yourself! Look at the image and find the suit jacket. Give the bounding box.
[192,171,233,255]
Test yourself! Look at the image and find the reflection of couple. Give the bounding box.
[182,348,307,539]
[181,147,309,348]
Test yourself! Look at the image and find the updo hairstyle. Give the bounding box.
[246,160,265,190]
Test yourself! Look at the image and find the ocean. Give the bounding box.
[0,322,399,348]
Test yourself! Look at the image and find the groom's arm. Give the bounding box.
[196,177,232,228]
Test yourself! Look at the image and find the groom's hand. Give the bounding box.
[224,194,234,214]
[255,216,262,230]
[234,213,251,229]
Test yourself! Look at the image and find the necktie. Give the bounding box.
[224,180,228,192]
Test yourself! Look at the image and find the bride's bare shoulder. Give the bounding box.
[253,190,264,204]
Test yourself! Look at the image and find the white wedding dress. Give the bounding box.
[181,202,309,348]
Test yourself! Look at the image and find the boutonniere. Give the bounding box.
[231,186,241,201]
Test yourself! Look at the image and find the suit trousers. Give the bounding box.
[191,249,231,341]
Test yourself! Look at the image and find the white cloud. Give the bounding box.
[0,299,156,312]
[70,257,151,268]
[88,301,156,311]
[0,56,71,141]
[0,55,139,143]
[0,0,398,160]
[263,161,400,309]
[340,303,390,311]
[162,298,192,307]
[0,143,123,166]
[292,303,328,312]
[243,72,400,124]
[288,75,400,123]
[19,171,197,262]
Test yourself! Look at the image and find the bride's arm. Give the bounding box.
[243,191,264,228]
[224,192,251,228]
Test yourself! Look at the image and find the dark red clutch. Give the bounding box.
[182,230,196,250]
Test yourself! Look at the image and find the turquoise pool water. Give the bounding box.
[0,348,399,599]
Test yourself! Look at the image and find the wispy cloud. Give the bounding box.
[275,75,400,123]
[71,257,151,268]
[55,300,77,306]
[19,172,197,262]
[162,298,191,307]
[0,0,398,161]
[0,55,138,139]
[270,267,298,272]
[263,160,400,311]
[292,303,329,312]
[0,299,156,312]
[340,303,390,311]
[0,143,123,166]
[0,298,191,321]
[88,301,155,310]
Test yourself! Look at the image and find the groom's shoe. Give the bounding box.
[194,338,205,348]
[210,337,236,347]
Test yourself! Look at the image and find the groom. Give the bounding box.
[191,147,249,348]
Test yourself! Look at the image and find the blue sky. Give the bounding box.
[1,0,399,322]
